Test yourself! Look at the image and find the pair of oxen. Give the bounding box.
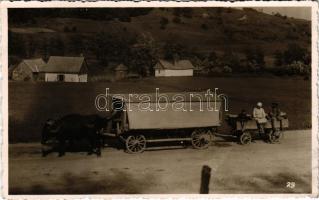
[41,114,108,157]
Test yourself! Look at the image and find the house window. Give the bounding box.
[57,74,65,82]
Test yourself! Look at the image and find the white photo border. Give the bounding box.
[1,1,318,199]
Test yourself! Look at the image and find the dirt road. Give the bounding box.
[9,130,312,194]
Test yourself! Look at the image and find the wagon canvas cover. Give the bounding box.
[111,92,223,129]
[126,102,221,129]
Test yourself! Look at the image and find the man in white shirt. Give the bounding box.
[253,102,267,133]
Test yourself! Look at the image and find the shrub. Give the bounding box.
[287,61,310,75]
[274,12,287,19]
[209,67,223,74]
[270,61,311,76]
[160,17,169,29]
[63,26,70,32]
[72,26,77,32]
[274,50,283,66]
[201,23,208,30]
[182,8,193,18]
[119,16,131,22]
[172,16,181,24]
[283,43,306,65]
[223,65,232,73]
[243,8,257,12]
[286,31,299,40]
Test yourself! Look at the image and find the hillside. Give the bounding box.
[8,8,311,74]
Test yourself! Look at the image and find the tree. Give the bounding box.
[205,51,219,71]
[220,50,239,72]
[223,26,234,41]
[69,34,84,55]
[181,8,193,18]
[72,26,77,32]
[201,23,208,30]
[9,32,27,57]
[49,36,65,56]
[172,16,181,24]
[92,31,132,66]
[172,8,193,18]
[303,51,311,65]
[26,37,37,58]
[160,17,169,29]
[128,47,157,76]
[64,26,70,32]
[244,46,265,69]
[255,48,265,68]
[128,33,159,76]
[274,50,283,66]
[39,40,50,62]
[208,51,218,62]
[163,42,189,61]
[283,43,306,65]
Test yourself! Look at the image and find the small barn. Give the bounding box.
[12,58,46,81]
[114,64,128,81]
[154,59,194,77]
[43,56,88,82]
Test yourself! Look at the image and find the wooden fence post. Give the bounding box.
[200,165,211,194]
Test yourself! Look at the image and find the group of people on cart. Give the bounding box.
[234,101,287,143]
[253,102,285,134]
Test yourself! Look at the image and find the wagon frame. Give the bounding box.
[103,92,224,153]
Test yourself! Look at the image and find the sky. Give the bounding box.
[257,7,311,20]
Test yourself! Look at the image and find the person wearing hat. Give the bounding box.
[253,102,267,133]
[269,102,283,132]
[238,109,250,130]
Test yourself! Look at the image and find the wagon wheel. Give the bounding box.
[191,129,212,149]
[125,135,146,153]
[239,131,252,145]
[268,129,282,143]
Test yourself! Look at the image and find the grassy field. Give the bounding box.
[9,76,311,142]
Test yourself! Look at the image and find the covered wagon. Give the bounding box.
[103,92,224,153]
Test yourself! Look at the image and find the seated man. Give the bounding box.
[238,109,250,129]
[268,102,283,133]
[253,102,267,133]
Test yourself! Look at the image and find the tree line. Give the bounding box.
[9,8,153,24]
[9,29,310,77]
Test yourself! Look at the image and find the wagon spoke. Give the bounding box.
[125,135,146,154]
[191,129,211,149]
[240,131,252,145]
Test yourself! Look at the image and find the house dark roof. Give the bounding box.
[22,58,46,72]
[44,56,86,73]
[154,59,194,70]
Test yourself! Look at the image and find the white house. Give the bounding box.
[154,59,194,77]
[12,58,46,81]
[44,56,88,82]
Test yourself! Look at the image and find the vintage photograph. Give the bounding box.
[4,1,317,196]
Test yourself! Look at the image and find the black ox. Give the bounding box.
[41,114,108,157]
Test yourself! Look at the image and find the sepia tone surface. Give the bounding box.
[7,5,314,195]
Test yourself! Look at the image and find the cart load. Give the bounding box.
[104,92,225,153]
[226,112,289,144]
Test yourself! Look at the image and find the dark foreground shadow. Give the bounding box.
[10,170,156,194]
[213,172,311,194]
